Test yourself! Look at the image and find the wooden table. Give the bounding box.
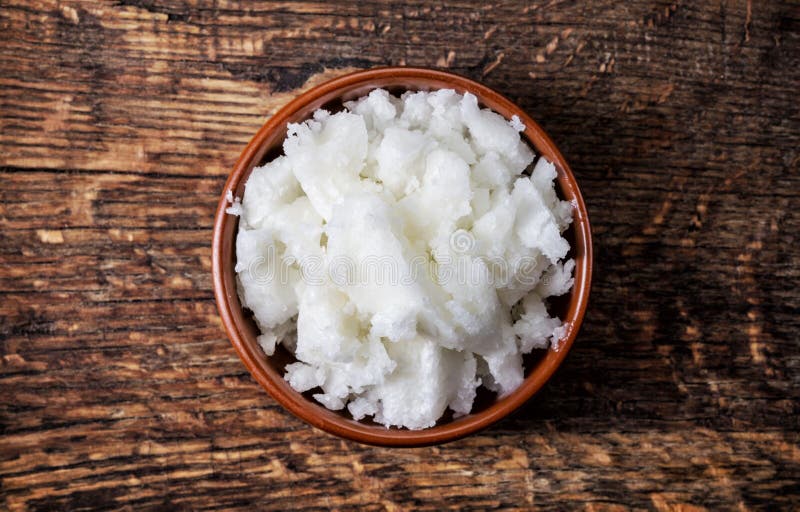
[2,1,798,510]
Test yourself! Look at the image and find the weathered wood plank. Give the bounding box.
[1,0,799,510]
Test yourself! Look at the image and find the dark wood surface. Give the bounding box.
[2,0,799,510]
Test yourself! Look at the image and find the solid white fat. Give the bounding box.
[230,88,575,430]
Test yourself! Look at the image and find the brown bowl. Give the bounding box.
[212,67,592,446]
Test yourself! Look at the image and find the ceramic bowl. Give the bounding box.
[212,67,592,446]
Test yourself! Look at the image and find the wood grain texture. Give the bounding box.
[1,0,799,510]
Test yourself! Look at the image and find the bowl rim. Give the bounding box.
[212,66,593,447]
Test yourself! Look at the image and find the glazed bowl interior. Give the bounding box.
[212,67,592,447]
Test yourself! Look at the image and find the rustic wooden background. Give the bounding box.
[1,0,799,510]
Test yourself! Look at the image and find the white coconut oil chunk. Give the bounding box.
[231,88,575,430]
